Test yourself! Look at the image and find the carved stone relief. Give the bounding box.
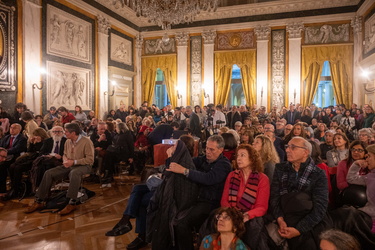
[47,4,92,64]
[190,36,202,107]
[364,13,375,56]
[202,30,216,44]
[286,23,304,39]
[97,14,110,35]
[47,61,92,110]
[175,32,189,46]
[351,16,362,35]
[216,31,254,50]
[255,25,271,41]
[271,30,285,109]
[304,24,349,44]
[144,38,176,55]
[110,33,132,66]
[0,2,16,91]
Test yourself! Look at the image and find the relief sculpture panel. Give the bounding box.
[364,11,375,57]
[216,31,254,50]
[304,24,349,44]
[144,38,176,55]
[110,33,132,66]
[47,4,92,64]
[47,61,92,110]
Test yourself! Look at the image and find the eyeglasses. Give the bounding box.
[52,131,64,133]
[351,148,365,153]
[285,144,308,150]
[215,214,231,221]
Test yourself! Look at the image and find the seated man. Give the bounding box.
[165,135,232,249]
[25,123,94,215]
[0,123,27,196]
[270,136,328,250]
[30,126,67,192]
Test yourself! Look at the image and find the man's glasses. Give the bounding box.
[215,214,231,221]
[285,144,307,150]
[351,148,365,153]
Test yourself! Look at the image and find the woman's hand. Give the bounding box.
[167,162,185,174]
[243,213,249,222]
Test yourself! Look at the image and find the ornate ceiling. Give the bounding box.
[91,0,361,31]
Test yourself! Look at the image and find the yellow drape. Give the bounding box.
[214,51,256,106]
[301,45,353,108]
[141,55,177,107]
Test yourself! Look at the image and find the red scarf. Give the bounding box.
[228,170,259,212]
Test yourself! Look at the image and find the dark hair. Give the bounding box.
[346,140,367,169]
[21,111,34,121]
[179,135,195,157]
[320,229,360,250]
[15,102,27,111]
[58,106,68,113]
[106,121,115,132]
[64,123,81,135]
[234,144,263,173]
[75,105,83,114]
[170,122,180,129]
[35,115,43,120]
[309,140,323,164]
[221,133,238,151]
[32,127,50,140]
[214,207,246,238]
[333,132,350,149]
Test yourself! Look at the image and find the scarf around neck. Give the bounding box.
[228,170,259,212]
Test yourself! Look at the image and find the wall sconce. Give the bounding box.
[177,90,182,99]
[104,80,116,96]
[32,81,43,90]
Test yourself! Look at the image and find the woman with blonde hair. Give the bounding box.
[252,135,280,183]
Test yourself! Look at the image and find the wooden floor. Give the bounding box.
[0,175,152,250]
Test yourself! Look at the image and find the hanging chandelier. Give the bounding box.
[127,0,219,30]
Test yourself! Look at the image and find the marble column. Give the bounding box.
[202,30,216,105]
[351,16,363,107]
[97,15,110,118]
[23,0,42,114]
[286,23,304,106]
[255,25,271,109]
[175,32,189,106]
[134,34,143,108]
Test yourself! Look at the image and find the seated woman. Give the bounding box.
[200,207,249,250]
[221,144,270,249]
[101,122,134,184]
[326,132,349,168]
[346,144,375,233]
[252,135,280,183]
[105,135,195,250]
[284,122,307,145]
[336,141,367,192]
[221,133,238,164]
[5,128,49,200]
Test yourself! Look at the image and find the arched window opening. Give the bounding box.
[153,68,170,108]
[313,61,336,107]
[229,64,245,107]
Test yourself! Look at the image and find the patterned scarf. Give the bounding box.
[228,170,259,212]
[280,158,315,195]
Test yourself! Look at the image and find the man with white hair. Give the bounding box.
[269,136,328,250]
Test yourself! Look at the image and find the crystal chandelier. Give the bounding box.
[127,0,219,30]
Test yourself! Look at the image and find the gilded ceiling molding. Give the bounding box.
[175,32,189,46]
[255,25,271,41]
[351,16,363,34]
[97,14,111,35]
[286,23,304,39]
[202,30,216,44]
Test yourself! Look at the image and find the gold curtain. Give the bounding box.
[214,50,256,106]
[141,55,177,107]
[301,45,353,107]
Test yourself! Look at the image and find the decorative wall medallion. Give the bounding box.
[46,4,92,64]
[110,33,132,66]
[144,38,176,55]
[364,10,375,57]
[0,3,16,91]
[46,61,92,110]
[271,30,285,109]
[304,24,349,44]
[190,36,202,107]
[216,31,254,50]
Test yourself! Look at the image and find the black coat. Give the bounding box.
[0,134,27,158]
[113,130,134,160]
[188,112,202,138]
[227,111,242,129]
[39,137,67,156]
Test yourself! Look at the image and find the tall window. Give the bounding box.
[153,68,170,109]
[229,64,245,106]
[313,61,336,108]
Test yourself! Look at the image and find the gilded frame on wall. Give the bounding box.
[0,2,16,91]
